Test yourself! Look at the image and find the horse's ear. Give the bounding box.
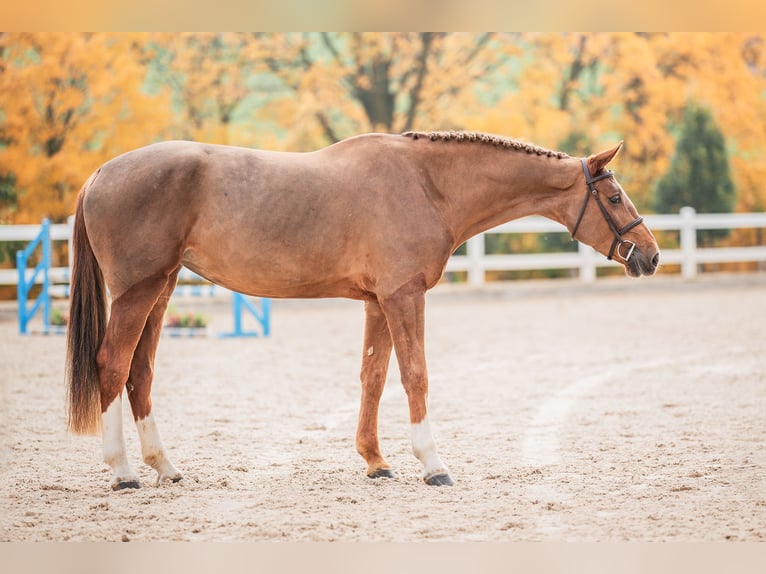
[587,141,624,174]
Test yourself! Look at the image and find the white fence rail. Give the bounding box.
[448,206,766,284]
[0,216,73,288]
[2,207,766,289]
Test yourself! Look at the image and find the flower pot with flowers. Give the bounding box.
[163,306,209,337]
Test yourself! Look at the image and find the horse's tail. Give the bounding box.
[66,171,107,435]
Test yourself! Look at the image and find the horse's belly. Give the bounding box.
[181,245,368,300]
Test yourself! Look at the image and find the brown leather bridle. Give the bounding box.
[571,158,644,262]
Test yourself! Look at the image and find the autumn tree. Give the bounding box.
[461,32,766,276]
[251,32,517,149]
[469,32,766,215]
[0,172,15,224]
[620,33,766,215]
[471,33,676,210]
[4,31,766,230]
[0,33,171,224]
[147,33,273,146]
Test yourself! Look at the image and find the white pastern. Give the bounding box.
[136,412,182,485]
[410,415,449,480]
[102,395,138,487]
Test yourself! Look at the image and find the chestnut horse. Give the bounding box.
[66,131,660,490]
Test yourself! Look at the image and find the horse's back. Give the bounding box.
[81,136,451,299]
[86,134,413,211]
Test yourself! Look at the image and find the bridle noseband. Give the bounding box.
[570,158,644,262]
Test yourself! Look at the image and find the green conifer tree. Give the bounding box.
[654,101,735,247]
[654,102,735,215]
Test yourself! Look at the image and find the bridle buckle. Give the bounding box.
[615,239,636,262]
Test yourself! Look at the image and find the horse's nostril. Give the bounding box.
[651,252,660,268]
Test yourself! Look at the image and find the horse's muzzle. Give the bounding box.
[626,248,660,277]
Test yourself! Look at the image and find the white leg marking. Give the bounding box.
[136,412,182,485]
[410,415,449,480]
[102,395,139,488]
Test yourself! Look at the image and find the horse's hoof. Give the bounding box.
[112,480,141,491]
[424,473,454,486]
[156,474,183,486]
[367,468,395,479]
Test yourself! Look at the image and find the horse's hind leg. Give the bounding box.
[356,300,395,479]
[98,274,174,490]
[125,269,182,486]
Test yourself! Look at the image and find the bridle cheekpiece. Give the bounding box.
[570,158,643,262]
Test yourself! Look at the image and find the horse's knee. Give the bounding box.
[359,366,386,392]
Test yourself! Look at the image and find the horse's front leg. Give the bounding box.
[356,299,395,478]
[379,278,453,486]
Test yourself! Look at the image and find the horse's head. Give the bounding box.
[567,142,660,277]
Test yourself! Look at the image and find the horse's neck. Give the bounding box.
[431,148,578,247]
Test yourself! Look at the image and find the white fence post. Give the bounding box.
[577,241,597,282]
[680,206,697,280]
[466,234,485,286]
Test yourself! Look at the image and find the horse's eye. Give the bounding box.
[609,194,622,205]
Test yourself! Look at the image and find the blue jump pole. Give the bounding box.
[16,249,27,335]
[41,219,51,333]
[16,219,51,335]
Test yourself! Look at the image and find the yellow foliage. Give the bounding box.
[3,32,766,225]
[0,33,172,223]
[467,32,766,212]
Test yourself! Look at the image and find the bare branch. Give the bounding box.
[464,32,493,65]
[402,32,434,133]
[320,32,343,66]
[315,111,341,143]
[559,34,587,111]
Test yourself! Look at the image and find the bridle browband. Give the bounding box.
[571,158,644,262]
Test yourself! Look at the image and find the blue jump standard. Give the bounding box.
[16,219,51,335]
[16,219,271,338]
[218,292,271,338]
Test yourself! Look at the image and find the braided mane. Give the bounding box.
[401,130,568,159]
